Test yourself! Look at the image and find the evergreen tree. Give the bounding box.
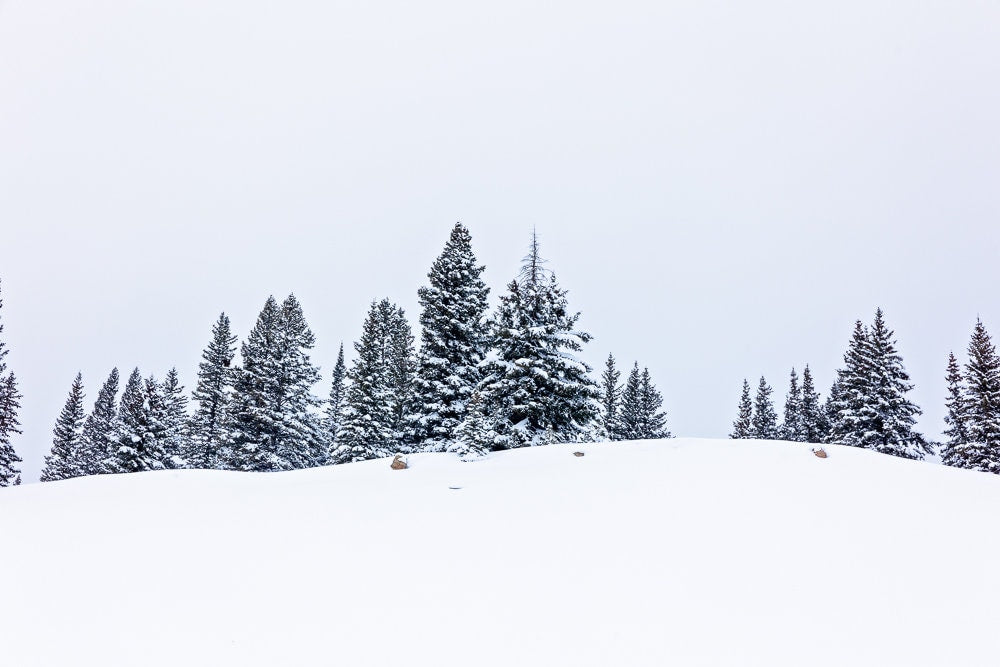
[0,282,22,487]
[798,365,826,444]
[600,354,622,441]
[227,295,325,472]
[450,391,494,460]
[0,373,23,487]
[639,368,670,439]
[385,309,417,447]
[333,300,413,463]
[478,232,599,447]
[946,320,1000,472]
[411,222,491,451]
[751,377,779,440]
[941,352,970,458]
[106,369,168,474]
[188,313,237,469]
[827,321,871,447]
[161,368,188,469]
[828,311,924,459]
[41,373,86,482]
[730,379,753,439]
[866,308,925,458]
[77,368,120,475]
[781,368,803,441]
[616,363,644,441]
[323,342,348,452]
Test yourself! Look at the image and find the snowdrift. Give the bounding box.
[2,438,999,666]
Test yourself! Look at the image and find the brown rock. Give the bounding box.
[813,448,828,459]
[573,452,585,458]
[390,455,408,470]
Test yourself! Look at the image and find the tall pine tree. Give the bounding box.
[77,368,119,475]
[945,320,1000,472]
[0,281,22,487]
[941,351,969,461]
[479,232,599,447]
[751,377,779,440]
[828,310,924,459]
[332,300,414,463]
[600,354,622,441]
[411,222,491,451]
[639,368,670,439]
[227,295,325,472]
[798,365,826,444]
[323,342,348,453]
[106,369,168,474]
[188,313,237,469]
[781,368,803,441]
[730,379,753,439]
[161,368,188,469]
[41,373,86,482]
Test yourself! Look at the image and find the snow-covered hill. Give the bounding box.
[2,439,998,666]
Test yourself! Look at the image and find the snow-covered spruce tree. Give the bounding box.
[940,352,970,464]
[385,307,417,448]
[161,368,188,469]
[616,363,644,441]
[107,369,166,474]
[828,311,924,459]
[730,379,753,439]
[946,320,1000,472]
[333,300,414,463]
[0,373,23,486]
[827,321,871,447]
[798,365,826,444]
[187,313,237,469]
[76,368,119,475]
[600,354,622,441]
[751,377,779,440]
[865,308,925,458]
[640,368,670,439]
[781,368,803,441]
[411,222,491,451]
[450,391,494,460]
[323,342,348,452]
[0,282,23,487]
[478,232,599,448]
[227,295,325,472]
[41,373,86,482]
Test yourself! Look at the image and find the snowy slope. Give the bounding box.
[2,439,998,666]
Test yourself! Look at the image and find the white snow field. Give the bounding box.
[2,438,999,666]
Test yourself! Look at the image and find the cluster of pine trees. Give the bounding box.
[732,308,927,460]
[730,367,825,443]
[40,225,662,480]
[599,355,670,441]
[941,319,1000,473]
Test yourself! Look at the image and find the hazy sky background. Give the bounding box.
[1,1,998,480]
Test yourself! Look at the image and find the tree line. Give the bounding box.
[730,308,1000,473]
[30,225,671,482]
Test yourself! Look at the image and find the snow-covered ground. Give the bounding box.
[2,438,998,666]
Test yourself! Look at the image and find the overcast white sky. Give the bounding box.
[1,0,998,480]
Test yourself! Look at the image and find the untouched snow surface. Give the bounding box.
[2,438,999,666]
